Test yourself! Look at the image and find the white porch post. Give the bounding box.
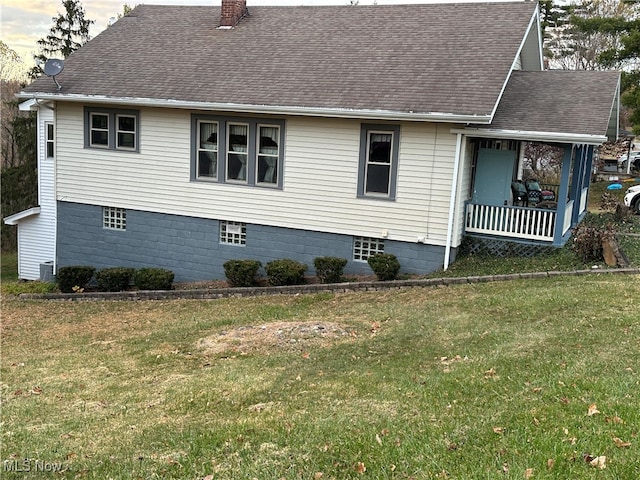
[444,133,463,270]
[553,144,574,246]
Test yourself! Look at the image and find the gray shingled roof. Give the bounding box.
[22,2,538,117]
[484,70,620,138]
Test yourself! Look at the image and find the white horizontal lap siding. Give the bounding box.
[16,107,56,280]
[55,105,458,243]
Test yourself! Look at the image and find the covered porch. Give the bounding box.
[453,70,620,248]
[464,142,593,246]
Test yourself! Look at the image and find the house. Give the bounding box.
[7,0,620,282]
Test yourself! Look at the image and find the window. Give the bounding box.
[103,207,126,230]
[197,121,218,180]
[353,236,384,261]
[192,115,284,188]
[257,125,280,185]
[85,107,139,151]
[220,221,246,245]
[116,114,136,149]
[358,124,400,199]
[227,123,249,182]
[45,122,54,158]
[90,113,109,147]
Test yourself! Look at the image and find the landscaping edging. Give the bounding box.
[17,268,640,301]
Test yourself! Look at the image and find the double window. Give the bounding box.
[358,124,400,200]
[193,115,284,188]
[85,107,139,152]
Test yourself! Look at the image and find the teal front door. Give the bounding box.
[472,148,516,206]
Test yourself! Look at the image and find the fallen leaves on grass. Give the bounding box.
[583,454,607,469]
[355,461,366,474]
[492,427,505,435]
[587,403,600,416]
[613,437,631,448]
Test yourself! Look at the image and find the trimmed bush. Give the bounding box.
[223,259,262,287]
[313,256,348,284]
[367,253,400,281]
[133,267,175,290]
[265,259,307,286]
[57,265,96,293]
[96,267,135,292]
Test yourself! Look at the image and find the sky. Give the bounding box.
[0,0,523,77]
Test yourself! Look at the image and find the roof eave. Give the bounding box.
[452,127,608,146]
[16,92,493,124]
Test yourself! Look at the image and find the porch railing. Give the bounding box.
[579,187,588,214]
[563,200,574,235]
[465,203,556,242]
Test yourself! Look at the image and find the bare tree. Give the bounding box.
[0,41,25,81]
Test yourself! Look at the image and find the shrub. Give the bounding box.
[367,253,401,281]
[313,256,348,284]
[571,224,614,263]
[265,259,307,286]
[223,259,262,287]
[57,265,96,293]
[133,267,175,290]
[96,267,135,292]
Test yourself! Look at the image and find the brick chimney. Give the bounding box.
[220,0,247,27]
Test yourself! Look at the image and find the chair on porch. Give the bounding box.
[511,180,527,206]
[525,179,542,206]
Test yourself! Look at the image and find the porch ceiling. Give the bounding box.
[467,70,620,144]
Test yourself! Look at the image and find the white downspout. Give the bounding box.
[444,133,463,270]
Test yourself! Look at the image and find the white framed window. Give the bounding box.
[358,124,400,200]
[191,115,284,188]
[116,114,137,150]
[227,123,249,183]
[256,125,280,185]
[45,122,55,158]
[103,207,126,230]
[197,120,218,180]
[90,113,109,148]
[353,236,384,261]
[85,107,139,152]
[220,221,246,245]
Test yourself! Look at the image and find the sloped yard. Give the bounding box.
[1,275,638,479]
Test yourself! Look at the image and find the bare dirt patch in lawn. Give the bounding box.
[197,321,359,355]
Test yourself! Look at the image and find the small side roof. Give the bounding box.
[465,70,620,144]
[4,207,41,225]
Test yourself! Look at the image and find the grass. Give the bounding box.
[1,275,639,479]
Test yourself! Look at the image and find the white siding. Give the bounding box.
[56,103,461,245]
[16,107,56,280]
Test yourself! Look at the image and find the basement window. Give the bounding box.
[220,220,246,245]
[103,207,126,230]
[353,236,384,261]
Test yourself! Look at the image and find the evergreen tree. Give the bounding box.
[29,0,94,79]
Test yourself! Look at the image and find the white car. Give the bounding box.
[618,151,640,170]
[624,184,640,214]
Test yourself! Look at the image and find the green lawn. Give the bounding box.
[2,275,638,479]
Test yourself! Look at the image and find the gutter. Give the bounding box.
[15,92,493,124]
[451,127,607,146]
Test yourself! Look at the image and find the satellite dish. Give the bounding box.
[43,59,64,90]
